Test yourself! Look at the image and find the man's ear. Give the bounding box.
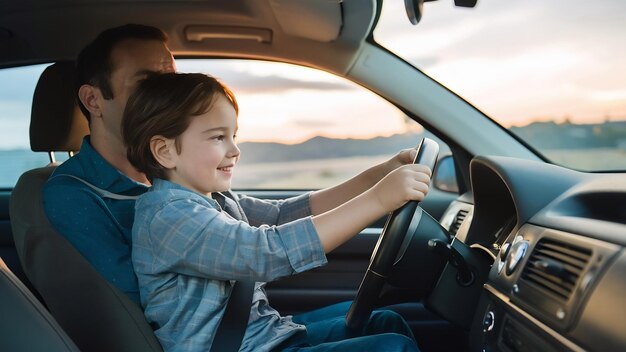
[150,136,177,169]
[78,84,103,119]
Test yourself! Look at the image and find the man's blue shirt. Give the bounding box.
[43,137,148,304]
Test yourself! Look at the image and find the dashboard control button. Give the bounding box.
[580,269,595,292]
[483,311,495,332]
[506,241,529,275]
[499,242,511,261]
[556,308,565,320]
[497,242,511,274]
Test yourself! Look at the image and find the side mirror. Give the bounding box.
[433,155,459,193]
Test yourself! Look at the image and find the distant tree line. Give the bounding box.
[510,120,626,150]
[236,120,626,164]
[237,131,447,164]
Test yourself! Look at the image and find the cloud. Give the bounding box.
[177,59,354,95]
[375,0,626,126]
[227,75,352,94]
[378,0,626,63]
[288,119,336,128]
[591,90,626,102]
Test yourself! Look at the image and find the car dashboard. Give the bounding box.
[439,156,626,351]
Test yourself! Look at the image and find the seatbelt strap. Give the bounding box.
[211,191,254,352]
[210,280,255,352]
[53,175,255,351]
[49,174,140,200]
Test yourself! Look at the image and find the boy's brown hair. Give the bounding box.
[122,72,238,181]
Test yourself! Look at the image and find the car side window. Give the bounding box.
[177,59,454,190]
[0,64,70,189]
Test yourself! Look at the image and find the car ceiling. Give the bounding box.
[0,0,376,74]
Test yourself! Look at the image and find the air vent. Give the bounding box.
[449,209,468,236]
[521,238,591,301]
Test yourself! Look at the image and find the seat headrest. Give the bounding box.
[30,62,89,152]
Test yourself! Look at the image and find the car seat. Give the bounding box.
[9,62,162,352]
[0,256,79,352]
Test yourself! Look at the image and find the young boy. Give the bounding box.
[122,73,431,351]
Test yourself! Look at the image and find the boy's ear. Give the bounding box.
[150,136,177,169]
[77,84,103,119]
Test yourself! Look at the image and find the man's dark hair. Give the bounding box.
[123,73,239,182]
[75,24,167,121]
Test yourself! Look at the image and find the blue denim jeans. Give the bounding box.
[275,301,419,351]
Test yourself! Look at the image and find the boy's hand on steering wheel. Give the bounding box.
[370,164,431,213]
[384,147,419,174]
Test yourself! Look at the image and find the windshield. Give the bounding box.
[374,0,626,171]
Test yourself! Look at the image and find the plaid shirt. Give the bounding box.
[132,179,327,352]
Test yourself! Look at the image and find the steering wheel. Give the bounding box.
[345,137,440,330]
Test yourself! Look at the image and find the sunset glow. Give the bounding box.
[375,0,626,128]
[178,60,412,144]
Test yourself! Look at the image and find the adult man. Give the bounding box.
[43,24,425,350]
[43,24,175,304]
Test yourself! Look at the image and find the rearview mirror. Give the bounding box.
[405,0,478,25]
[404,0,424,25]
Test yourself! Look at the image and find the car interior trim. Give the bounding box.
[484,283,585,352]
[185,25,273,43]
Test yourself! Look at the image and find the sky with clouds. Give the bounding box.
[375,0,626,126]
[1,0,624,148]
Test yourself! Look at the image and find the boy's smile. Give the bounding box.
[166,94,239,196]
[217,165,234,174]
